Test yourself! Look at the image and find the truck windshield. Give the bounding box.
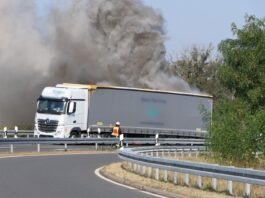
[37,99,66,114]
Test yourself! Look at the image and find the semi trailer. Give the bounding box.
[34,83,212,138]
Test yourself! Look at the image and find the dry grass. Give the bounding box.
[102,162,236,198]
[163,152,265,197]
[167,151,265,169]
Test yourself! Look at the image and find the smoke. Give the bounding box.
[0,0,194,126]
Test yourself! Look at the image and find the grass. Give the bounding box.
[101,150,265,198]
[102,162,234,198]
[162,151,265,197]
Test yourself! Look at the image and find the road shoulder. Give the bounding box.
[99,162,231,198]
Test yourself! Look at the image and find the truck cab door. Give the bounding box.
[66,101,86,132]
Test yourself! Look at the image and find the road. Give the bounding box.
[0,153,156,198]
[0,144,115,153]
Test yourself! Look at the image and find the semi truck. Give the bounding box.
[34,83,212,138]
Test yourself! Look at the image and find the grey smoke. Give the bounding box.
[0,0,193,126]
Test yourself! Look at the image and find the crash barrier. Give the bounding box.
[0,127,33,138]
[89,125,207,138]
[118,146,265,197]
[0,137,205,153]
[1,126,207,138]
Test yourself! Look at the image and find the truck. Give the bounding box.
[34,83,212,138]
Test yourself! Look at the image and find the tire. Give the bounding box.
[70,131,80,138]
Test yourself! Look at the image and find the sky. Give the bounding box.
[142,0,265,57]
[36,0,265,57]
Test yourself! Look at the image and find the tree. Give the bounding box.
[209,15,265,163]
[210,99,265,164]
[170,45,230,99]
[218,15,265,110]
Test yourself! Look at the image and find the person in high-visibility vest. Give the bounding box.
[112,122,122,137]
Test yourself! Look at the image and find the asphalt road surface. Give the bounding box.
[0,153,157,198]
[0,144,115,153]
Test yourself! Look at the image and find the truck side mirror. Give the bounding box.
[68,102,76,114]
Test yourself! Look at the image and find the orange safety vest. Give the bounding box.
[112,126,119,137]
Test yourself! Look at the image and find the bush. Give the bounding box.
[209,99,265,164]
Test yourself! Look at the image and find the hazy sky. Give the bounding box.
[142,0,265,56]
[36,0,265,56]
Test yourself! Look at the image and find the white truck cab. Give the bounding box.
[34,84,89,138]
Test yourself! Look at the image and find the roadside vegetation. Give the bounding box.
[170,15,265,165]
[102,162,265,198]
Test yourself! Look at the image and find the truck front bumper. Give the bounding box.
[34,127,65,138]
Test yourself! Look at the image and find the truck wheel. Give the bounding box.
[70,131,79,138]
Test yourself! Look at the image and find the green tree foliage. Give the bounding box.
[210,99,265,164]
[218,15,265,110]
[170,45,230,99]
[210,15,265,164]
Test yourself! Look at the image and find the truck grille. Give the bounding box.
[38,119,58,133]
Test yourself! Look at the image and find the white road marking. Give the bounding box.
[95,167,168,198]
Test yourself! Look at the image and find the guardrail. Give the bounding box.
[0,127,207,138]
[0,128,33,138]
[0,138,205,153]
[118,146,265,197]
[90,125,207,138]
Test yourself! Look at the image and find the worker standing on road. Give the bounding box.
[111,122,122,137]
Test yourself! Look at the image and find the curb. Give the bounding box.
[97,166,188,198]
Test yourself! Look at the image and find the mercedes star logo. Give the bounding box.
[45,119,50,125]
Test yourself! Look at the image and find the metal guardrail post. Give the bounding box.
[133,163,137,172]
[155,168,159,180]
[148,152,153,178]
[137,164,141,174]
[141,165,146,176]
[163,170,168,182]
[10,144,14,153]
[227,180,233,195]
[97,128,101,139]
[14,126,18,138]
[37,144,40,152]
[64,143,68,151]
[244,183,251,198]
[155,133,159,146]
[137,164,140,173]
[119,134,124,149]
[87,128,90,138]
[128,162,132,170]
[197,176,202,189]
[148,166,152,178]
[3,127,7,138]
[184,174,189,186]
[155,151,159,180]
[211,178,217,191]
[173,172,178,184]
